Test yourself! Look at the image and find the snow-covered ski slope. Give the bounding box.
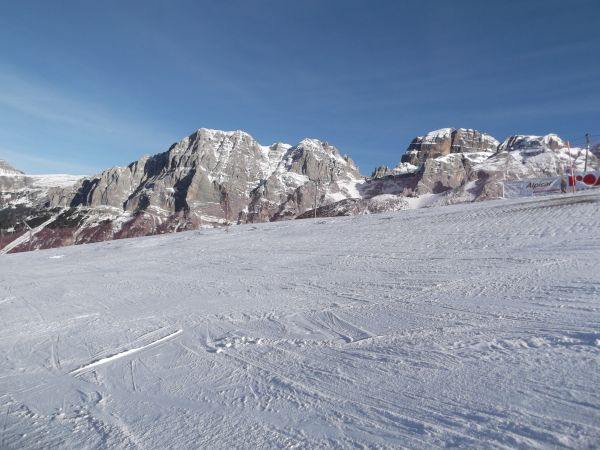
[1,190,599,449]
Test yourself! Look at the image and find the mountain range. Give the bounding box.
[1,127,597,253]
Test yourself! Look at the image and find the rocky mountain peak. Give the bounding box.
[283,138,361,181]
[498,134,566,153]
[4,125,600,254]
[48,128,363,227]
[371,165,393,179]
[400,128,499,166]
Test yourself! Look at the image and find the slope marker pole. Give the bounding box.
[567,141,576,194]
[313,181,319,219]
[584,133,590,173]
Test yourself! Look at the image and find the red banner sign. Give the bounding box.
[569,172,600,188]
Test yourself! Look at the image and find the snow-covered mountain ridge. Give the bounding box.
[1,127,598,253]
[50,129,361,218]
[0,159,25,176]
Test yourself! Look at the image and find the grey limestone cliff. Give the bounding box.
[50,129,362,224]
[400,128,499,166]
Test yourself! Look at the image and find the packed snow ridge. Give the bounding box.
[1,189,599,448]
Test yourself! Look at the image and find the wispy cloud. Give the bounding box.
[0,65,173,149]
[0,146,97,175]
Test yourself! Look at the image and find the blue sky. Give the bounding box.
[1,0,599,175]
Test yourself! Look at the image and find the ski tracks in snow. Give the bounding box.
[1,191,600,447]
[70,329,183,376]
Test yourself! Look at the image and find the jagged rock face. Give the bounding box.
[286,139,360,182]
[0,161,38,208]
[1,206,206,254]
[296,194,408,219]
[363,130,598,201]
[452,128,500,154]
[406,152,488,196]
[0,163,82,252]
[247,139,362,222]
[371,165,393,179]
[0,161,28,196]
[0,129,363,251]
[355,128,500,200]
[358,171,418,199]
[401,128,451,165]
[400,128,499,165]
[486,135,599,178]
[2,131,363,253]
[498,134,565,153]
[57,129,275,214]
[416,155,468,194]
[4,127,599,254]
[50,129,362,224]
[0,174,27,195]
[1,164,82,212]
[387,127,500,196]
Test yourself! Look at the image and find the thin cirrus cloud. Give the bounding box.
[0,66,173,150]
[0,145,95,175]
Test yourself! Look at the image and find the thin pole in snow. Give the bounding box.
[584,133,590,173]
[501,149,511,199]
[313,181,319,219]
[24,220,33,252]
[567,141,576,194]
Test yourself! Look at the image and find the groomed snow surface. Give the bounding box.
[1,190,599,449]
